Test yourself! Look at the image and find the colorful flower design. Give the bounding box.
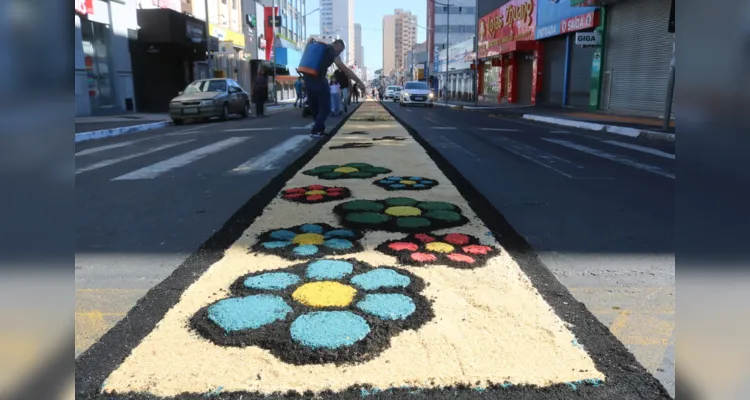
[251,223,364,260]
[330,142,373,150]
[302,163,392,180]
[373,176,439,191]
[190,259,433,365]
[280,185,351,204]
[376,233,501,269]
[333,197,469,232]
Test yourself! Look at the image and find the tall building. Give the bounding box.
[320,0,354,64]
[394,9,417,73]
[426,0,476,75]
[382,15,395,77]
[354,23,363,68]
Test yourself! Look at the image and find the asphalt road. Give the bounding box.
[74,105,349,357]
[382,101,675,397]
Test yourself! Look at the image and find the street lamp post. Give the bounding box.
[204,0,212,74]
[272,0,278,105]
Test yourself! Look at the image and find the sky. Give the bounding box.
[305,0,427,74]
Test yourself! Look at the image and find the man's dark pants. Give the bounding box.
[302,74,331,134]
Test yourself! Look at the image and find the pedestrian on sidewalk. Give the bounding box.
[353,85,359,103]
[330,76,342,116]
[294,76,304,108]
[298,39,365,137]
[333,68,350,113]
[252,68,268,117]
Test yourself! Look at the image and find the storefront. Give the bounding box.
[436,38,476,101]
[599,0,675,117]
[535,0,599,107]
[75,0,138,116]
[477,0,538,105]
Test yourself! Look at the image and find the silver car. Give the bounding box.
[169,78,250,125]
[399,81,434,107]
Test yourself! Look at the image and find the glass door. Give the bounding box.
[81,19,116,113]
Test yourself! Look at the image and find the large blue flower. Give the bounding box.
[251,223,364,260]
[190,259,434,365]
[373,176,439,191]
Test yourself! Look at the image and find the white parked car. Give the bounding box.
[399,81,434,107]
[384,85,402,100]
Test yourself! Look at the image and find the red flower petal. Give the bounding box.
[307,184,326,190]
[414,233,435,243]
[284,188,307,194]
[389,242,419,251]
[444,233,470,245]
[327,191,343,197]
[306,194,324,201]
[447,253,476,263]
[410,252,438,262]
[463,245,493,255]
[283,193,304,199]
[326,187,344,192]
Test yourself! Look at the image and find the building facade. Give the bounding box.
[436,37,475,100]
[394,9,417,73]
[426,0,477,79]
[320,0,354,64]
[354,23,363,68]
[382,15,396,77]
[75,0,140,116]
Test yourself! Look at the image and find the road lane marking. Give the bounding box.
[550,130,571,133]
[480,128,519,132]
[165,124,210,136]
[423,116,439,124]
[497,140,574,178]
[405,109,412,112]
[602,140,675,160]
[75,140,195,175]
[228,135,312,174]
[224,127,274,132]
[292,122,315,130]
[112,137,249,180]
[432,127,456,130]
[543,138,675,179]
[437,135,481,161]
[75,137,154,156]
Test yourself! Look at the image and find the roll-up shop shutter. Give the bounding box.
[567,42,595,108]
[601,0,675,117]
[541,35,567,105]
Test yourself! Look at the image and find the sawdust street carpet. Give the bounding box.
[75,100,670,399]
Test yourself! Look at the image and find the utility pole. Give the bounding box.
[272,0,278,105]
[662,41,675,131]
[204,0,212,75]
[473,0,479,105]
[445,2,449,104]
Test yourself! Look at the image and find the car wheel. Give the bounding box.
[220,103,229,121]
[241,101,250,118]
[172,119,184,125]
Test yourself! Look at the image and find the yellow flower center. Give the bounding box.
[334,166,358,174]
[385,206,422,217]
[425,242,455,253]
[292,233,325,245]
[400,180,417,185]
[305,190,327,195]
[292,282,357,308]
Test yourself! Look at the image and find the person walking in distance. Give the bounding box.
[252,68,268,117]
[333,68,350,113]
[329,76,342,116]
[294,76,304,108]
[353,85,359,103]
[298,39,366,137]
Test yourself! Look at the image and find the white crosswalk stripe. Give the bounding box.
[229,135,312,174]
[76,140,194,175]
[113,137,249,180]
[75,137,154,156]
[543,138,675,179]
[602,140,675,160]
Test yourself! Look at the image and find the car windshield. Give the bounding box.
[405,82,429,90]
[183,80,227,94]
[387,86,399,91]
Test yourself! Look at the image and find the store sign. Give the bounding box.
[574,31,600,45]
[186,20,204,41]
[561,11,596,33]
[535,0,597,39]
[209,24,246,48]
[75,0,93,15]
[477,0,537,59]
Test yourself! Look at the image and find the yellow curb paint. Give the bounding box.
[102,100,604,397]
[425,242,455,253]
[292,233,325,245]
[292,282,357,308]
[384,206,422,217]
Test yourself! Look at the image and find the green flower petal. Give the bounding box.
[347,172,375,178]
[424,210,462,222]
[344,163,374,168]
[361,166,392,174]
[320,172,344,179]
[396,217,431,229]
[304,165,338,175]
[417,201,456,211]
[346,212,390,224]
[341,200,385,212]
[385,197,418,207]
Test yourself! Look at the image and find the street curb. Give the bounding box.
[433,102,512,111]
[74,121,171,143]
[523,114,676,143]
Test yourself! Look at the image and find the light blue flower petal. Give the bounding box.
[386,176,403,181]
[379,179,392,184]
[306,260,354,280]
[421,180,434,184]
[300,224,325,234]
[244,272,300,290]
[290,311,370,349]
[262,241,292,249]
[350,269,411,291]
[293,245,319,256]
[325,238,353,250]
[269,230,297,240]
[357,294,416,320]
[324,229,357,239]
[208,295,291,332]
[389,184,406,189]
[413,184,427,188]
[408,176,422,181]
